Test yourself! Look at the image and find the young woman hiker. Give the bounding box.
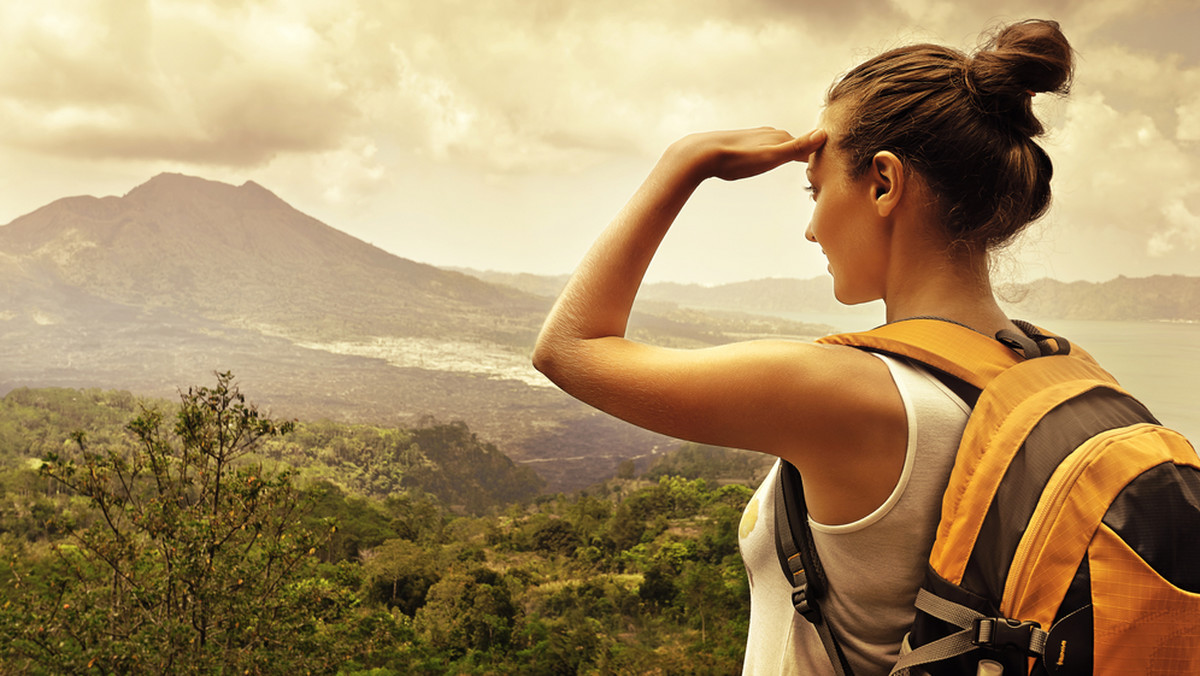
[533,19,1074,676]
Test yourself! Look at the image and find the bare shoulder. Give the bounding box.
[742,340,906,457]
[752,340,909,524]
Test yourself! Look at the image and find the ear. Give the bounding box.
[868,151,905,218]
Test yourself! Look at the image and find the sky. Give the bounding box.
[1,0,1198,285]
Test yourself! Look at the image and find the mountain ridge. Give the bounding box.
[0,173,543,343]
[462,269,1200,323]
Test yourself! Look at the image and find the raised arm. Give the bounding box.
[534,128,824,355]
[532,128,905,521]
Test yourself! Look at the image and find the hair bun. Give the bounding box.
[965,19,1073,134]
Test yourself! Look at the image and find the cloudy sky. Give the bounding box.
[1,0,1198,285]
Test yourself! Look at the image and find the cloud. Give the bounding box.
[0,0,359,166]
[0,0,921,173]
[1048,90,1200,257]
[1037,28,1200,260]
[0,0,1187,172]
[352,1,922,173]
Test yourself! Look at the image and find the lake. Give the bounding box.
[1037,319,1199,446]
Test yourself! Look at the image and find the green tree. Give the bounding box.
[362,538,441,615]
[415,567,519,658]
[3,372,331,672]
[639,562,679,608]
[530,519,579,555]
[606,501,647,553]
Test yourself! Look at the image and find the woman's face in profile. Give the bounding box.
[804,105,891,305]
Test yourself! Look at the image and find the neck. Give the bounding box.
[880,237,1015,337]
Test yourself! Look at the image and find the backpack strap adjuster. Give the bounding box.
[791,582,821,623]
[972,617,1049,657]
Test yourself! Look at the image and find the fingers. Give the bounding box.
[758,128,825,167]
[693,127,826,181]
[791,128,827,162]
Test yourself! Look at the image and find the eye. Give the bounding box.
[804,184,818,201]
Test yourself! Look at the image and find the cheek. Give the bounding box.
[810,206,847,253]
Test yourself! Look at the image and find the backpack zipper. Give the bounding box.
[1000,425,1138,615]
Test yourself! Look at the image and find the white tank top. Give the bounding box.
[738,354,970,676]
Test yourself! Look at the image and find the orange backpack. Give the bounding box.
[777,318,1200,675]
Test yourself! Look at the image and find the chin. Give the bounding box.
[832,284,882,306]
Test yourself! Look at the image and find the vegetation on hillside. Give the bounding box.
[0,376,758,673]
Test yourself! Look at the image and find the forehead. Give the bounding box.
[809,104,848,178]
[817,104,839,130]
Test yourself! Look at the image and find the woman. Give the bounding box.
[533,19,1073,676]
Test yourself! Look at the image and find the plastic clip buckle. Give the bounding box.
[791,586,821,624]
[972,617,1044,656]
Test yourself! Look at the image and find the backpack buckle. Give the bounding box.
[791,585,822,624]
[972,617,1048,657]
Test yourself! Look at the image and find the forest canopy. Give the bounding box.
[0,375,759,673]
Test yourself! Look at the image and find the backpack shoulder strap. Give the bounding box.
[774,460,856,676]
[816,318,1025,393]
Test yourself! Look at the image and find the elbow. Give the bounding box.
[533,327,585,388]
[531,341,550,376]
[531,334,561,382]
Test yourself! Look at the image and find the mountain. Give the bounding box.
[25,174,1182,492]
[1001,276,1200,322]
[0,174,825,492]
[0,174,614,490]
[0,173,542,343]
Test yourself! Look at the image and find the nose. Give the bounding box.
[804,223,817,243]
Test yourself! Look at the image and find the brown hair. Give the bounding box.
[827,19,1074,252]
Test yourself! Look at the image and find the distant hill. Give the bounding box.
[461,269,847,312]
[460,269,880,332]
[465,270,1200,323]
[452,269,572,301]
[1001,276,1200,322]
